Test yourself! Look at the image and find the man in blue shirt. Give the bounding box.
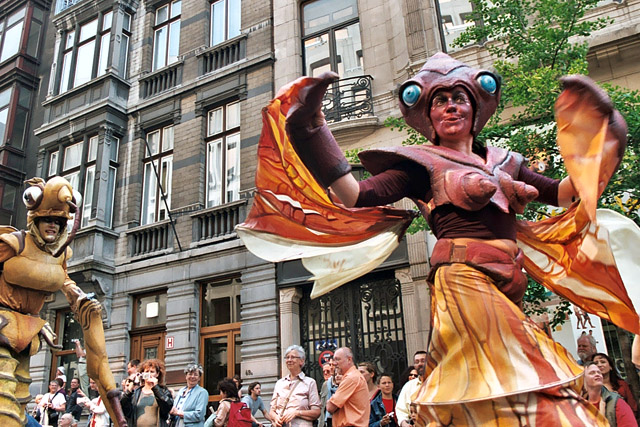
[241,382,272,427]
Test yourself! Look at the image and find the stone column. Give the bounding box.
[278,287,302,374]
[397,267,430,364]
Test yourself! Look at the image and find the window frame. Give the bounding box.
[47,133,119,229]
[50,308,84,392]
[300,0,362,77]
[200,277,242,402]
[0,6,27,63]
[152,0,181,71]
[209,0,241,47]
[205,101,241,208]
[57,8,125,94]
[141,125,174,225]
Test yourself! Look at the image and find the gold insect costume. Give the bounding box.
[0,177,127,426]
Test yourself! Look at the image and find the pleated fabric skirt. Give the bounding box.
[413,263,608,426]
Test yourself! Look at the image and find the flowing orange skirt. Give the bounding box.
[414,264,608,426]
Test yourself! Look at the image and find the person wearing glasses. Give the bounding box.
[169,363,209,427]
[270,345,321,427]
[395,352,426,427]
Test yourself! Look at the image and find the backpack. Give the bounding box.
[227,400,252,426]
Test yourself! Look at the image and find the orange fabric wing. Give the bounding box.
[516,80,638,334]
[236,76,415,297]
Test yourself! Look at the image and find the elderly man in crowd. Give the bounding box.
[270,345,321,427]
[326,347,369,427]
[577,333,598,366]
[58,413,77,427]
[397,351,426,427]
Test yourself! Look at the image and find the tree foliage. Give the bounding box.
[379,0,640,320]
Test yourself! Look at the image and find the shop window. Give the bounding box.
[0,181,17,225]
[153,0,181,70]
[141,125,173,225]
[301,0,362,78]
[200,277,242,401]
[210,0,240,46]
[206,102,240,207]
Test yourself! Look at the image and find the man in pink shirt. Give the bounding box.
[327,347,370,427]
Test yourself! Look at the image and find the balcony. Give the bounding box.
[127,220,174,258]
[322,75,375,124]
[139,62,183,99]
[191,200,248,244]
[198,35,247,76]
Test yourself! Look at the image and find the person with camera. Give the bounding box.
[121,359,173,427]
[369,374,397,427]
[39,380,66,426]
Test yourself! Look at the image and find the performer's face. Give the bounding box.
[429,86,474,141]
[38,217,62,242]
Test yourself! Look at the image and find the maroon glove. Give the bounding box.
[559,75,628,180]
[285,72,351,188]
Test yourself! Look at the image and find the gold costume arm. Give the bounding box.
[61,273,128,427]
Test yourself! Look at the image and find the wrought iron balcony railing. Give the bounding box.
[191,199,247,243]
[322,75,375,124]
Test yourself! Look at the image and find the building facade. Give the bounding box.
[6,0,637,416]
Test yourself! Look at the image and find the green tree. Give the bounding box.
[380,0,640,321]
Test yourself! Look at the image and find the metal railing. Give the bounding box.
[198,36,247,75]
[128,221,173,257]
[192,200,247,243]
[322,75,375,124]
[140,62,183,99]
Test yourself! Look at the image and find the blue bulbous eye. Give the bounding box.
[477,74,497,94]
[402,84,422,107]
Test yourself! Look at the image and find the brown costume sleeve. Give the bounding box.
[355,161,429,207]
[0,241,16,262]
[517,164,560,206]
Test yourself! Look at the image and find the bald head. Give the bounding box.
[334,347,354,374]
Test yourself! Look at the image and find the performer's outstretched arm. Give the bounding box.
[61,270,127,427]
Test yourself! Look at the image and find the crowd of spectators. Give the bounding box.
[29,334,640,427]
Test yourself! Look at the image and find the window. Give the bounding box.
[435,0,475,52]
[130,291,168,362]
[302,0,362,78]
[48,134,119,228]
[210,0,240,46]
[141,126,173,225]
[200,277,242,401]
[58,10,131,94]
[0,181,17,225]
[51,309,84,391]
[0,84,32,150]
[206,102,240,208]
[0,7,25,63]
[153,0,181,71]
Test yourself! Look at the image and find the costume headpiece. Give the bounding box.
[398,52,501,143]
[22,176,82,257]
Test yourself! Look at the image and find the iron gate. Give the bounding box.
[300,271,408,387]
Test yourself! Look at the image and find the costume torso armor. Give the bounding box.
[0,232,69,315]
[360,145,539,215]
[2,233,67,292]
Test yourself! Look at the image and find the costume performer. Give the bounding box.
[237,53,638,425]
[0,176,127,426]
